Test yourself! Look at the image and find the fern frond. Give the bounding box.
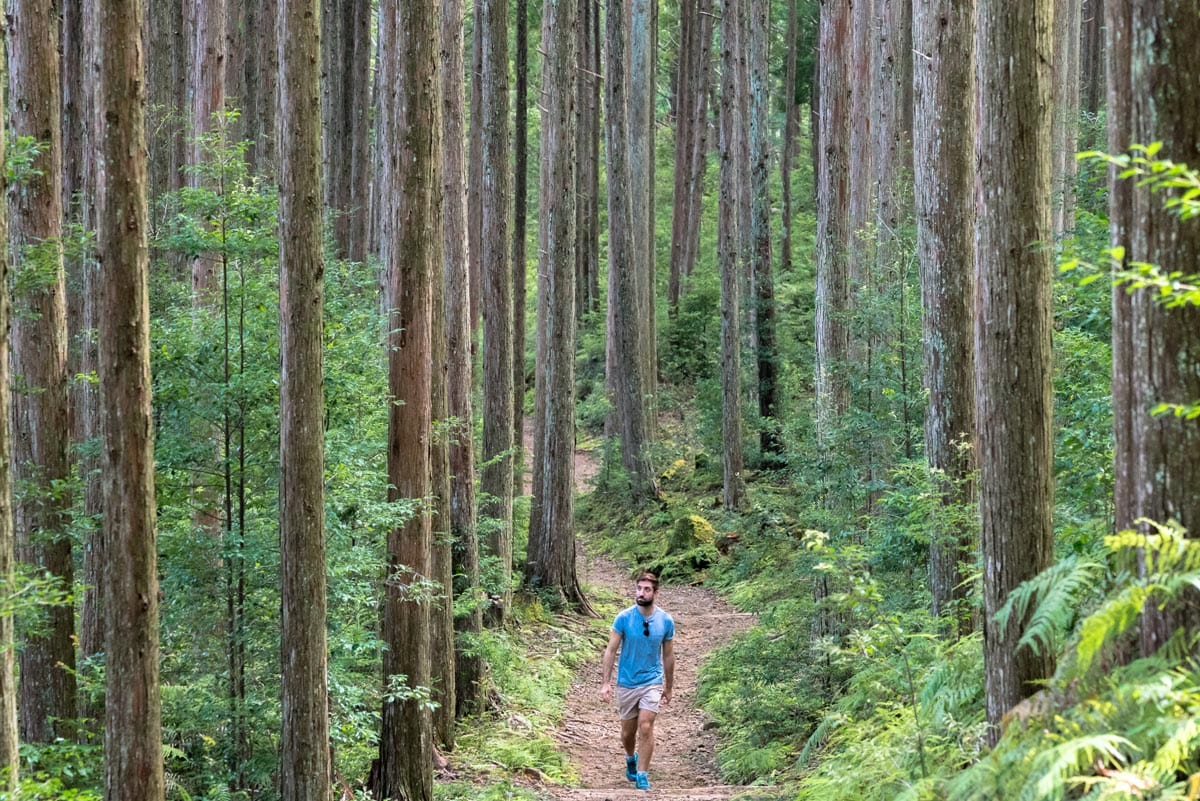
[1076,584,1148,674]
[1020,734,1136,801]
[995,556,1103,658]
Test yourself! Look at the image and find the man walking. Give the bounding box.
[599,571,676,790]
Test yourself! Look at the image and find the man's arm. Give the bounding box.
[599,629,623,701]
[661,638,675,706]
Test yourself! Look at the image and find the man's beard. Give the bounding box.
[635,597,653,606]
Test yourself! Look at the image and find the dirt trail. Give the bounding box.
[525,427,772,801]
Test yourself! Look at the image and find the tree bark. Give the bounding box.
[440,0,482,719]
[975,0,1056,738]
[575,0,601,320]
[512,0,529,490]
[815,0,851,443]
[1127,0,1200,657]
[8,0,76,743]
[913,0,976,635]
[378,0,439,795]
[1106,0,1133,536]
[630,0,657,417]
[478,0,514,628]
[468,7,484,333]
[847,0,873,290]
[748,0,779,461]
[605,0,658,501]
[430,228,455,749]
[278,0,332,793]
[1051,0,1081,237]
[668,0,696,317]
[1080,0,1104,115]
[0,20,16,787]
[188,0,227,295]
[147,0,187,206]
[346,0,371,263]
[526,0,589,611]
[719,0,747,511]
[779,0,799,279]
[97,0,166,790]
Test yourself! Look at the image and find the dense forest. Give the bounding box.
[1,0,1198,799]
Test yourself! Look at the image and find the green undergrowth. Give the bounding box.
[438,589,620,801]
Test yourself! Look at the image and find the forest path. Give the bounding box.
[521,424,774,801]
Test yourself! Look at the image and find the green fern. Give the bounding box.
[995,555,1103,659]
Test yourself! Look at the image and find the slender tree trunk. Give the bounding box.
[526,0,590,611]
[98,0,165,790]
[668,0,696,317]
[479,0,514,627]
[0,21,16,786]
[630,0,657,418]
[430,235,455,749]
[1052,0,1081,238]
[8,0,76,743]
[606,0,658,502]
[65,0,106,671]
[347,0,371,263]
[1079,0,1104,116]
[278,0,331,793]
[815,0,851,443]
[847,0,873,290]
[748,0,779,461]
[779,0,799,279]
[378,0,439,795]
[440,0,482,718]
[188,0,227,295]
[1128,0,1200,656]
[512,0,529,491]
[914,0,976,636]
[575,0,601,320]
[146,0,186,205]
[323,0,350,257]
[1106,0,1133,536]
[468,8,484,333]
[975,0,1056,739]
[719,0,747,510]
[681,2,713,289]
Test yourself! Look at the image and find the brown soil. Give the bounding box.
[520,424,775,801]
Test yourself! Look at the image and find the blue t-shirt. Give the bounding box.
[613,605,675,688]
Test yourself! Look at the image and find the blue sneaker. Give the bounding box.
[635,771,651,791]
[625,753,638,782]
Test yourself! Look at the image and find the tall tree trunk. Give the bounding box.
[1128,0,1200,657]
[719,0,747,511]
[64,0,106,670]
[147,0,187,207]
[872,0,913,464]
[1106,0,1133,536]
[681,2,714,288]
[526,0,589,611]
[468,8,484,333]
[8,0,76,743]
[779,0,799,279]
[847,0,873,290]
[575,0,601,320]
[630,0,657,421]
[606,0,658,502]
[430,236,455,750]
[748,0,779,461]
[815,0,851,444]
[1052,0,1081,237]
[1080,0,1104,115]
[440,0,482,718]
[914,0,976,635]
[188,0,227,295]
[278,0,331,793]
[378,0,439,795]
[975,0,1056,739]
[0,21,16,786]
[346,0,371,263]
[512,0,529,490]
[323,0,351,257]
[97,0,165,790]
[478,0,514,628]
[668,0,696,317]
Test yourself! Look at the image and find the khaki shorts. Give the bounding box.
[615,684,663,720]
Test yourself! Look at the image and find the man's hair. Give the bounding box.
[635,571,659,590]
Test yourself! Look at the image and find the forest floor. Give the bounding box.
[521,425,777,801]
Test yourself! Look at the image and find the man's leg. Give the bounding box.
[621,714,638,756]
[636,709,658,770]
